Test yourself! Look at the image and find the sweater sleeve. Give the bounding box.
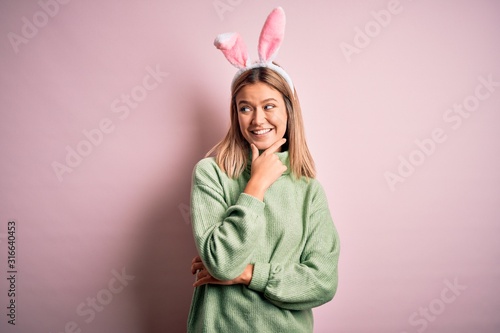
[247,182,340,310]
[190,159,266,281]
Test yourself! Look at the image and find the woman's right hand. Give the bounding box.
[244,138,287,201]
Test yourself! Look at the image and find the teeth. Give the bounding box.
[253,129,272,135]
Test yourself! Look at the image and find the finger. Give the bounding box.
[193,274,213,287]
[191,256,202,273]
[191,260,204,270]
[191,256,201,264]
[263,138,286,155]
[191,262,205,274]
[251,143,259,162]
[196,269,205,277]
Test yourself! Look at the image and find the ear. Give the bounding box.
[214,32,249,69]
[258,7,286,63]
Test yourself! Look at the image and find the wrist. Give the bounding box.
[241,264,254,286]
[244,180,265,201]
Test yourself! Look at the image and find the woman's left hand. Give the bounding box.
[191,256,253,287]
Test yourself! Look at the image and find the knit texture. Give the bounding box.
[188,151,340,333]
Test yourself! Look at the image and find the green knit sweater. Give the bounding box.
[188,151,340,333]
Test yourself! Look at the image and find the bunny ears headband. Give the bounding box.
[214,7,294,94]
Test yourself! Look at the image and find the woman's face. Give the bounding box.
[235,82,288,151]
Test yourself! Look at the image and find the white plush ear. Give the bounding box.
[258,7,286,63]
[214,32,250,69]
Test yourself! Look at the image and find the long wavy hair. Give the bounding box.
[206,66,316,179]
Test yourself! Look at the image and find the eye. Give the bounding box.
[264,104,275,110]
[239,106,251,112]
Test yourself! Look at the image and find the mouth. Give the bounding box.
[250,128,273,136]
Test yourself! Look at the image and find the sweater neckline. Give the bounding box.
[246,150,291,175]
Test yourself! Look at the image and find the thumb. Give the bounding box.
[251,144,259,162]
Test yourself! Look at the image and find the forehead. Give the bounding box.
[235,82,283,103]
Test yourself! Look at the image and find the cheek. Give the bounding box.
[272,111,287,130]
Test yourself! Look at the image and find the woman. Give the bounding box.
[188,8,340,333]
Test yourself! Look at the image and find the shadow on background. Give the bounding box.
[130,83,225,332]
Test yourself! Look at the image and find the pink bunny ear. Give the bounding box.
[258,7,286,63]
[214,7,295,94]
[214,32,249,69]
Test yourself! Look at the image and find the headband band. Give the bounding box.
[214,7,295,94]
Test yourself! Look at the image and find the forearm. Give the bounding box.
[192,258,254,287]
[247,201,340,310]
[238,264,254,285]
[192,188,265,280]
[247,257,338,310]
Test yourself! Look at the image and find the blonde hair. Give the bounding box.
[206,66,316,179]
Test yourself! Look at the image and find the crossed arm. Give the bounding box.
[189,139,339,310]
[191,139,286,287]
[191,256,253,287]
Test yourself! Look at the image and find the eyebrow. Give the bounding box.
[237,98,278,106]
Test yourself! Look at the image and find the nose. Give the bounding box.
[252,107,266,125]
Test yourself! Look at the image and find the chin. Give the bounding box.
[243,131,286,151]
[255,139,282,151]
[254,142,272,150]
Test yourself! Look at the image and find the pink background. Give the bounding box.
[1,0,499,332]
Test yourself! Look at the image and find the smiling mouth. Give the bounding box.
[251,128,273,135]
